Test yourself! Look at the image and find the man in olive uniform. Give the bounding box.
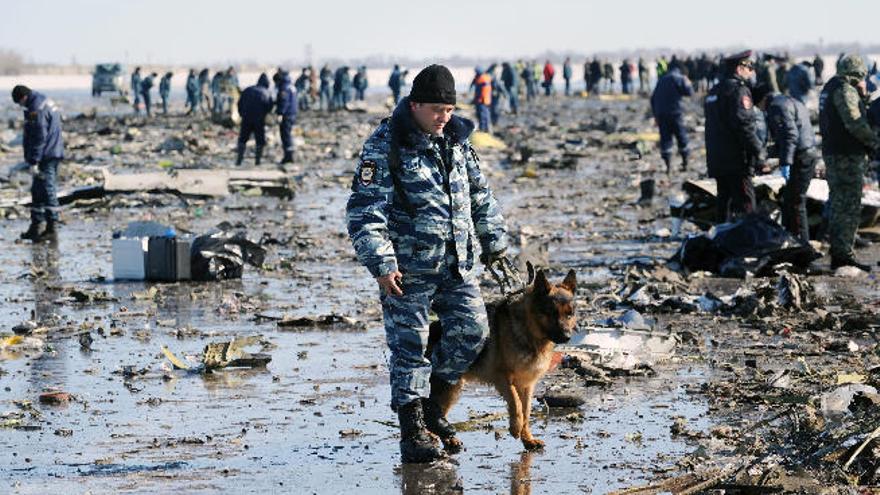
[819,55,880,272]
[346,65,509,463]
[704,50,765,222]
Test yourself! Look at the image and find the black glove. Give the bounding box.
[481,249,524,294]
[480,249,507,266]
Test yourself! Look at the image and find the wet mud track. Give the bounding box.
[0,91,877,493]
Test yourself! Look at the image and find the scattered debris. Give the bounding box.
[162,336,272,373]
[202,336,272,370]
[0,83,877,493]
[12,321,37,336]
[102,168,293,198]
[276,313,361,329]
[78,331,94,350]
[673,176,880,232]
[190,222,267,281]
[558,311,677,374]
[38,391,71,405]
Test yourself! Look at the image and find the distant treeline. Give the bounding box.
[2,41,878,75]
[0,49,25,75]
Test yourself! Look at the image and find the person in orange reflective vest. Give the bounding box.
[471,66,492,132]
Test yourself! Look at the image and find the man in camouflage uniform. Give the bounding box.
[819,55,880,272]
[346,65,508,463]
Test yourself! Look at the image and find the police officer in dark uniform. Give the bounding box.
[140,72,157,117]
[704,50,765,222]
[275,71,297,164]
[650,60,694,173]
[236,73,274,166]
[11,85,64,242]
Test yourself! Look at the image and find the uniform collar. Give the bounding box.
[730,74,750,86]
[24,92,42,110]
[390,97,475,150]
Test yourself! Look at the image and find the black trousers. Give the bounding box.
[781,149,818,241]
[715,174,755,223]
[237,121,266,151]
[657,113,689,161]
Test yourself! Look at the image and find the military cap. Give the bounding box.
[723,50,754,66]
[836,54,867,80]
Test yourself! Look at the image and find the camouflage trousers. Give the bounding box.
[380,246,489,411]
[826,154,867,260]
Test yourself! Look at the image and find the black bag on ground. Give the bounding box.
[672,214,820,277]
[191,222,266,281]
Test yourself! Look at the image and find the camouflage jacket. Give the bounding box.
[346,97,507,278]
[820,75,880,156]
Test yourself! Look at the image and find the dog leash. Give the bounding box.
[487,256,525,296]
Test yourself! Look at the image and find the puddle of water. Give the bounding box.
[0,94,723,494]
[0,229,712,495]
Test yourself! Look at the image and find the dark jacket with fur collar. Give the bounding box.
[346,97,507,278]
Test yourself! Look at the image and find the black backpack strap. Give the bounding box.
[386,123,416,217]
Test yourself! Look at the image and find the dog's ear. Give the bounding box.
[534,269,551,295]
[526,261,536,285]
[560,269,577,293]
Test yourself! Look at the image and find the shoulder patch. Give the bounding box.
[741,95,753,110]
[27,111,38,121]
[359,160,376,186]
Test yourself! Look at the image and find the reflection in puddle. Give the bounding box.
[0,93,728,494]
[400,460,463,494]
[398,451,536,495]
[510,451,534,495]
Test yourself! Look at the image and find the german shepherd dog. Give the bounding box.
[428,263,577,451]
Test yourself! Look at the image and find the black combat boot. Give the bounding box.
[680,155,688,172]
[422,398,456,439]
[662,156,671,174]
[254,147,263,166]
[831,256,872,273]
[279,151,293,165]
[35,219,57,242]
[20,221,44,241]
[423,380,461,453]
[397,400,444,464]
[235,147,244,166]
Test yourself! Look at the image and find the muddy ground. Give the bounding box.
[0,90,878,494]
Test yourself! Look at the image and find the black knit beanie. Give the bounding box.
[409,65,456,105]
[11,85,31,104]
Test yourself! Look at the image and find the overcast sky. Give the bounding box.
[2,0,877,65]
